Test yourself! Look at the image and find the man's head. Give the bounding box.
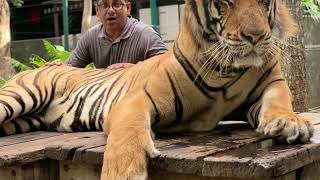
[96,0,131,36]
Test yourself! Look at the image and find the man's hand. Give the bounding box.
[45,62,72,67]
[107,63,134,70]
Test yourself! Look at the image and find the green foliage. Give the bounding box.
[0,79,6,87]
[11,0,24,7]
[85,63,94,69]
[3,40,95,87]
[10,39,94,73]
[10,58,32,72]
[43,40,71,63]
[9,39,71,71]
[302,0,320,20]
[29,54,48,68]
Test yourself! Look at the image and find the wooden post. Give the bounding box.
[281,0,309,112]
[0,0,15,78]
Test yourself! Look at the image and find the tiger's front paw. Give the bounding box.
[257,110,314,144]
[101,135,159,180]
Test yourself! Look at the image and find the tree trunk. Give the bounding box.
[0,0,15,78]
[281,0,308,112]
[81,0,92,34]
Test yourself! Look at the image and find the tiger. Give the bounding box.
[0,0,315,179]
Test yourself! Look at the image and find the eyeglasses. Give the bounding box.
[97,2,127,10]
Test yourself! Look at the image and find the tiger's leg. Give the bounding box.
[0,116,46,136]
[101,95,159,180]
[253,81,313,143]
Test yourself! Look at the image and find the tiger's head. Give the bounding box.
[179,0,297,69]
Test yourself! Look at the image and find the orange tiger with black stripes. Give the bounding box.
[0,0,314,179]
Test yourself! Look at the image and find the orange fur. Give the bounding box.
[0,1,313,180]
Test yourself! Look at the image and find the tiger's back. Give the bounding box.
[0,54,168,135]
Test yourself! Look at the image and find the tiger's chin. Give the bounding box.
[232,52,265,69]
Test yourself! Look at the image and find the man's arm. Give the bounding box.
[141,27,168,59]
[65,33,93,68]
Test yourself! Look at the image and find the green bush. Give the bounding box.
[1,40,92,88]
[10,39,72,71]
[302,0,320,20]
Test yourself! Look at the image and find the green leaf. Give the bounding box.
[29,54,48,68]
[42,40,71,63]
[57,51,71,62]
[12,0,24,7]
[0,79,7,88]
[55,45,65,52]
[302,0,320,20]
[10,58,32,72]
[85,63,94,69]
[43,39,59,60]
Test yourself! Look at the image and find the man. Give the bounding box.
[64,0,167,69]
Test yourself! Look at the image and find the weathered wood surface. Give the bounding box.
[0,113,319,179]
[0,132,102,166]
[0,160,59,180]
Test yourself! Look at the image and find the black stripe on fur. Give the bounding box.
[165,70,184,125]
[144,83,161,128]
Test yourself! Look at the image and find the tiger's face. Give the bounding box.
[185,0,297,69]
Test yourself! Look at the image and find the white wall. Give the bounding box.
[139,4,185,48]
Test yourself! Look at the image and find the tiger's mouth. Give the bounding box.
[205,38,273,69]
[232,49,269,68]
[243,50,265,59]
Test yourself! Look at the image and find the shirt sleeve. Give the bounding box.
[140,27,168,59]
[65,32,92,68]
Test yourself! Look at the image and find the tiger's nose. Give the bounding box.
[240,31,265,45]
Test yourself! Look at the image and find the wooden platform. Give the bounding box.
[0,113,320,180]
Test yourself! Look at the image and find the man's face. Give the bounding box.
[96,0,131,33]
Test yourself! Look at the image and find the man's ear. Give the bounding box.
[95,6,100,14]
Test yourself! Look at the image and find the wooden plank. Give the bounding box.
[273,171,296,180]
[194,113,320,178]
[0,160,59,180]
[149,126,268,175]
[45,123,268,167]
[74,145,105,165]
[300,161,320,180]
[0,165,19,180]
[0,131,62,147]
[201,138,320,178]
[45,132,106,161]
[0,113,318,179]
[149,171,296,180]
[0,132,101,166]
[149,172,241,180]
[33,160,59,180]
[59,160,101,180]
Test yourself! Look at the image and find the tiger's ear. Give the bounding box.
[272,1,298,40]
